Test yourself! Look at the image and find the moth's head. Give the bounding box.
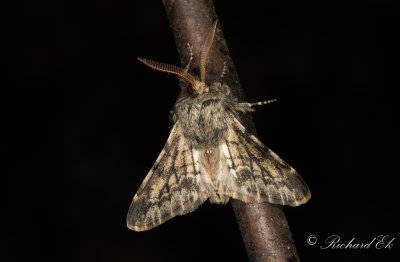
[192,79,209,94]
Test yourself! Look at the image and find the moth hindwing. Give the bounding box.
[127,20,311,231]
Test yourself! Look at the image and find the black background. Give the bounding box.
[3,1,399,261]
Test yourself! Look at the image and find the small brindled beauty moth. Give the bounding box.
[127,20,310,231]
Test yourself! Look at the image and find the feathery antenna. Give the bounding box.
[200,20,218,84]
[138,57,197,88]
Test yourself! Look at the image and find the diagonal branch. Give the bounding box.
[162,0,301,261]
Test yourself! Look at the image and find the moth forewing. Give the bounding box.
[127,20,310,231]
[222,114,311,206]
[126,122,206,231]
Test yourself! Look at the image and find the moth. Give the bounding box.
[127,21,311,231]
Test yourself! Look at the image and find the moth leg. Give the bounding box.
[238,98,277,108]
[217,61,227,88]
[183,43,193,73]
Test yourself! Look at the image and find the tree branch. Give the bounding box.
[161,0,301,261]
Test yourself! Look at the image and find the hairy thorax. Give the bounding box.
[173,89,230,148]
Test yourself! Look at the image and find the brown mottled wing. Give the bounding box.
[222,114,311,206]
[126,122,205,231]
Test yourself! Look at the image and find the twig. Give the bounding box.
[161,0,301,261]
